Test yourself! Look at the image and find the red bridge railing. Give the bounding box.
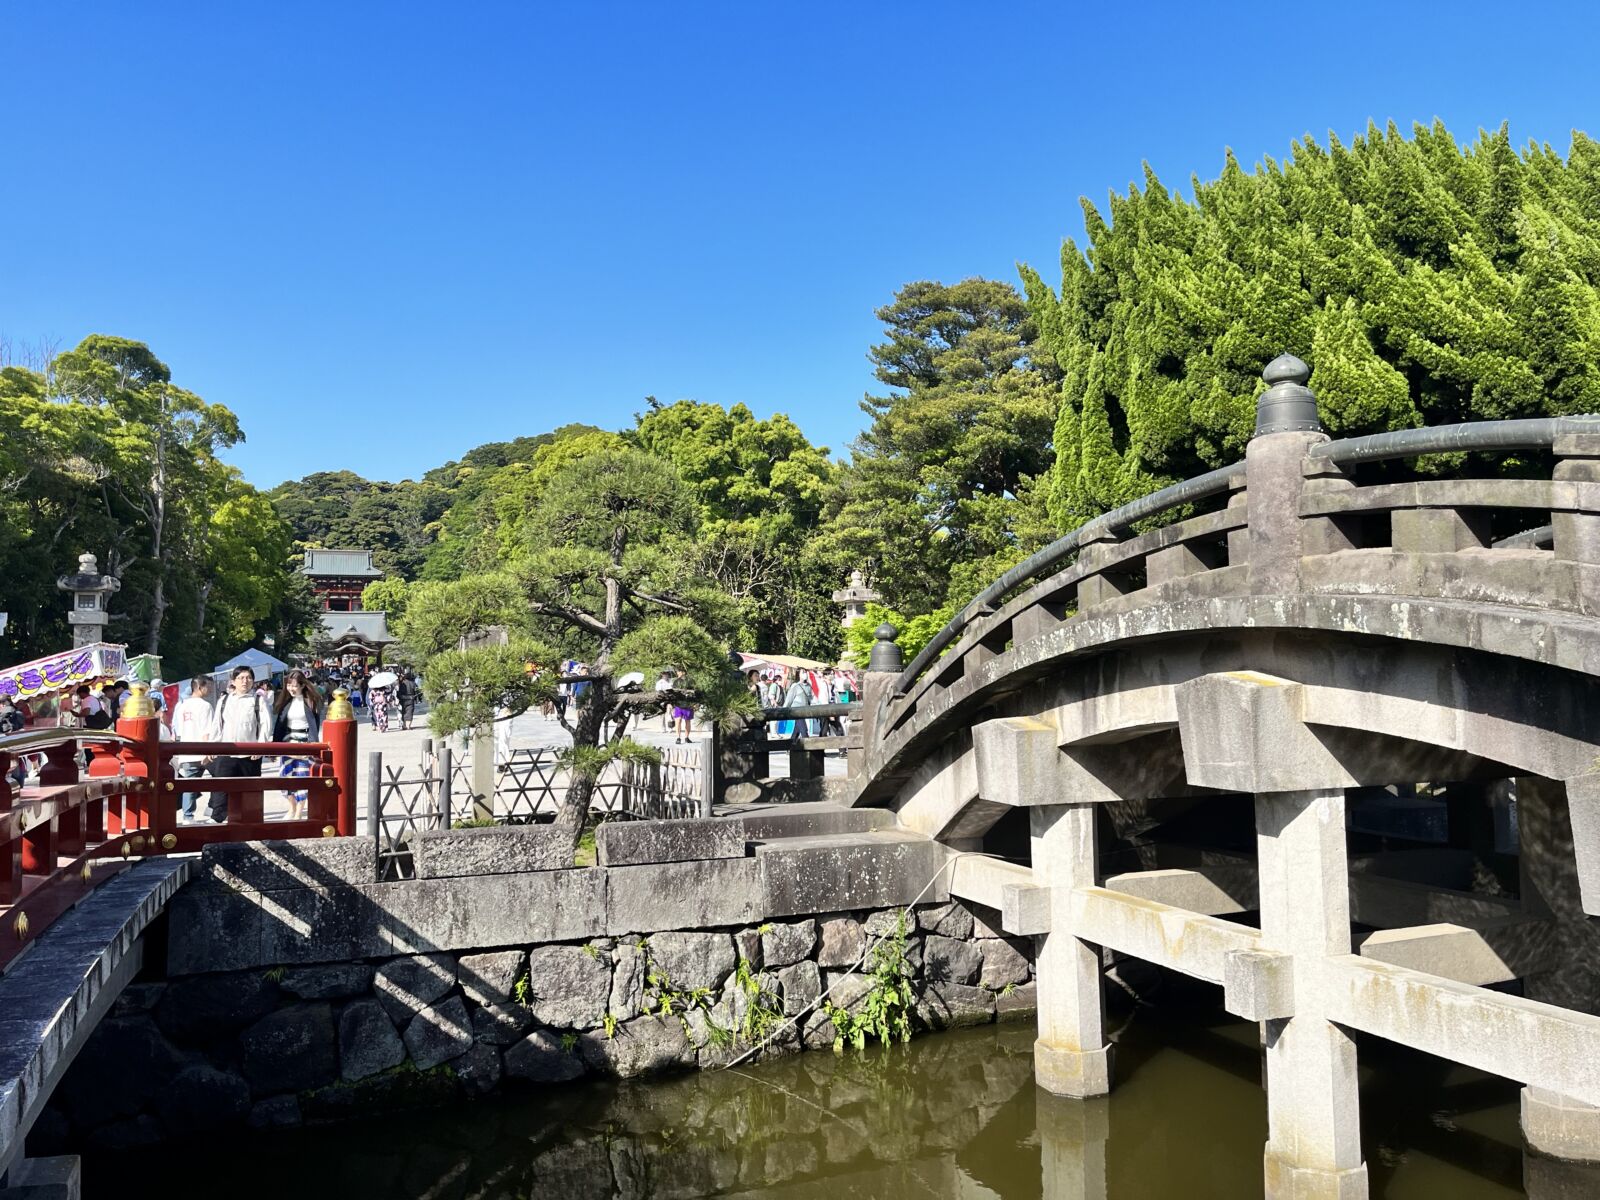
[0,689,357,969]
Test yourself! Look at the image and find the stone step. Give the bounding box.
[730,803,898,841]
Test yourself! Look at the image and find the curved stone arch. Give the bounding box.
[859,592,1600,811]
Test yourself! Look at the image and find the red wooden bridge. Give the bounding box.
[0,686,358,971]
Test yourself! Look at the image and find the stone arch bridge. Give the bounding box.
[840,355,1600,1198]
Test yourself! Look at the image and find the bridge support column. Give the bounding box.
[1031,803,1110,1097]
[1256,788,1368,1200]
[1516,774,1600,1163]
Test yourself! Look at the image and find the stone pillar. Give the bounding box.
[1031,803,1110,1097]
[851,624,903,777]
[1037,1091,1110,1200]
[0,1155,81,1199]
[1244,355,1331,595]
[1255,788,1368,1199]
[1517,775,1600,1162]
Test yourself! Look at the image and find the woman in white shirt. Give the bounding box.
[272,671,323,822]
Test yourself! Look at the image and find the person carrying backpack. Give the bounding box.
[205,666,274,824]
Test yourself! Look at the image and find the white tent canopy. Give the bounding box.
[214,647,288,677]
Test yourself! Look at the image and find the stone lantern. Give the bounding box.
[831,569,880,630]
[57,552,120,649]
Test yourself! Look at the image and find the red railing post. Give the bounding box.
[324,690,358,837]
[116,685,162,837]
[86,734,126,835]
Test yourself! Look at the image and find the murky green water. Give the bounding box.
[96,998,1588,1199]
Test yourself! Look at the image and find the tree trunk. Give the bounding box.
[554,682,609,842]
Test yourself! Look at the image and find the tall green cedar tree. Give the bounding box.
[1023,122,1600,526]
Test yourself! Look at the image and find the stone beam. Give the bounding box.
[1067,885,1262,985]
[1357,922,1556,987]
[1104,867,1254,916]
[975,715,1195,806]
[1318,954,1600,1108]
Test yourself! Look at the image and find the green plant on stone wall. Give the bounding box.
[823,910,915,1052]
[512,968,531,1008]
[733,957,784,1046]
[639,942,725,1043]
[559,1031,579,1052]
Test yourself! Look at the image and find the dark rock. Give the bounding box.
[733,928,762,969]
[863,908,914,939]
[154,972,280,1043]
[979,938,1031,989]
[239,1003,338,1095]
[505,1029,587,1082]
[373,952,456,1023]
[111,982,165,1017]
[579,1016,694,1078]
[801,1010,836,1051]
[459,950,525,1005]
[526,945,610,1027]
[56,1016,189,1127]
[918,901,975,940]
[247,1095,303,1130]
[472,1000,536,1045]
[816,917,865,968]
[777,960,821,1017]
[402,995,474,1070]
[916,982,996,1030]
[455,1040,503,1095]
[298,1064,459,1120]
[760,920,817,968]
[995,982,1038,1022]
[609,943,645,1018]
[280,964,374,1000]
[646,931,735,991]
[85,1115,163,1151]
[820,971,874,1015]
[924,934,983,985]
[339,998,405,1081]
[163,1065,251,1135]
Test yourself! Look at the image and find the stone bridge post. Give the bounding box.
[1244,354,1337,590]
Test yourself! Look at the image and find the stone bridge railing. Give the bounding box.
[871,354,1600,747]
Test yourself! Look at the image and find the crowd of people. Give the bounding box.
[0,661,423,820]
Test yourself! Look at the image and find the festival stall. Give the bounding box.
[0,642,127,704]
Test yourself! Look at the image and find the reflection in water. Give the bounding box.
[93,999,1600,1199]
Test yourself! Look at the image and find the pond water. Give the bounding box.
[94,996,1592,1199]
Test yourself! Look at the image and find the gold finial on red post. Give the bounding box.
[122,682,156,718]
[326,688,355,721]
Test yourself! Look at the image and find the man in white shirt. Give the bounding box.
[206,667,274,824]
[171,676,216,824]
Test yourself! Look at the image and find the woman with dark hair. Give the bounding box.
[274,670,323,822]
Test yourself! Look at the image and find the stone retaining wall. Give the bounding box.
[34,899,1035,1151]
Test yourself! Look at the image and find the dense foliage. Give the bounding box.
[0,336,314,674]
[1023,122,1600,525]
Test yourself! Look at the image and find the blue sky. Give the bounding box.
[4,1,1599,487]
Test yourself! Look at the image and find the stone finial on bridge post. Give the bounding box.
[1245,354,1341,593]
[853,625,903,773]
[867,623,903,674]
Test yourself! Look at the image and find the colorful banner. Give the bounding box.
[0,642,127,700]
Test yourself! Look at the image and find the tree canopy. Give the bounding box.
[1023,122,1600,526]
[0,335,312,673]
